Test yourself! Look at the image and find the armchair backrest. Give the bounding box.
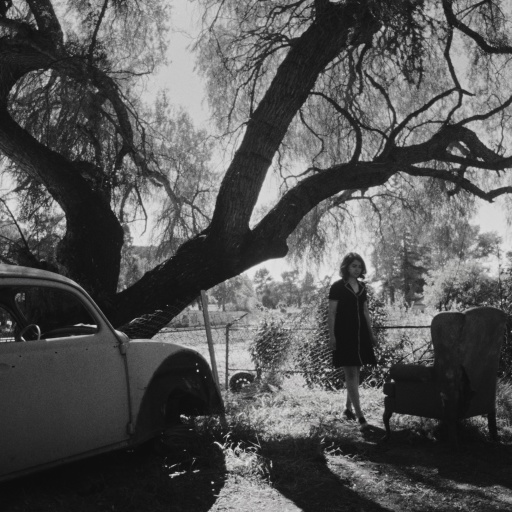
[460,307,506,414]
[431,311,465,404]
[430,306,506,417]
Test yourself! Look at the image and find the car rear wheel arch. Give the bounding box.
[133,350,222,442]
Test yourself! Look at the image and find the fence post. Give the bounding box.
[225,323,230,391]
[200,290,221,390]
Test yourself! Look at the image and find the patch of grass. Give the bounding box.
[194,379,511,511]
[209,376,512,462]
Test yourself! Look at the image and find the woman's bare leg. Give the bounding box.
[343,366,363,419]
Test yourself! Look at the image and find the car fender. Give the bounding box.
[125,340,223,443]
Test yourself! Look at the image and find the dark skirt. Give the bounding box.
[333,318,377,367]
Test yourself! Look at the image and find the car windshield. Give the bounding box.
[0,285,98,342]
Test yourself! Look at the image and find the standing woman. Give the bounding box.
[328,252,378,431]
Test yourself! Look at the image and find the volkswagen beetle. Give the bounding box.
[0,264,223,482]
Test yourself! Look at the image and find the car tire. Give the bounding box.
[229,371,255,392]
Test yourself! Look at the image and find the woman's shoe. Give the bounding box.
[342,408,356,421]
[358,417,370,431]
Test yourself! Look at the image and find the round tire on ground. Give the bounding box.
[229,372,255,392]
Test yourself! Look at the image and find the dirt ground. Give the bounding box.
[2,410,512,512]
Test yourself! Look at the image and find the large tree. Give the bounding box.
[2,1,512,337]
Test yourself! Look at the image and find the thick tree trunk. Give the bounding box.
[0,107,124,297]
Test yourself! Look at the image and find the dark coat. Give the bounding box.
[329,279,377,367]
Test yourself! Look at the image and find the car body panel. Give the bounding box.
[0,264,223,483]
[0,332,130,476]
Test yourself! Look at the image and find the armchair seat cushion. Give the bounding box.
[389,364,434,383]
[384,382,445,418]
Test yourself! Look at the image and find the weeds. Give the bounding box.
[190,376,512,486]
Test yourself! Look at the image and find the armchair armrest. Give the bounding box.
[389,364,434,382]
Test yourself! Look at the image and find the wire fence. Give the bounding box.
[153,296,434,393]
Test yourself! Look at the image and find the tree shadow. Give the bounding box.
[259,433,394,512]
[256,418,512,512]
[1,433,227,512]
[380,427,511,474]
[351,421,512,507]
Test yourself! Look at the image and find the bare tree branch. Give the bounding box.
[403,164,512,201]
[88,0,110,65]
[443,0,512,54]
[310,91,362,162]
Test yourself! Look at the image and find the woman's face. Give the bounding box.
[347,259,363,279]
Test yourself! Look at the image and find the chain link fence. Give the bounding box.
[153,292,434,393]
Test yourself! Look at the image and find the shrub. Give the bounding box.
[360,286,390,386]
[423,259,498,312]
[249,318,293,381]
[294,286,344,390]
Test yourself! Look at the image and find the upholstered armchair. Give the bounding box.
[383,306,507,443]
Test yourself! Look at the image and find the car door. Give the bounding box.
[0,283,131,478]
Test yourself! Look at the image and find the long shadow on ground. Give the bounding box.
[335,421,512,511]
[260,435,393,512]
[257,419,512,512]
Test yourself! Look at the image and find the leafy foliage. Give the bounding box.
[366,176,484,305]
[423,259,498,311]
[210,274,256,312]
[195,0,512,274]
[253,268,276,309]
[422,252,512,378]
[295,286,344,390]
[249,318,293,380]
[360,286,393,385]
[253,268,320,309]
[0,1,215,286]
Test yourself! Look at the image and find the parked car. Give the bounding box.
[0,264,223,483]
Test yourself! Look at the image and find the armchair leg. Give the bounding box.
[382,408,392,441]
[442,400,459,448]
[488,411,499,441]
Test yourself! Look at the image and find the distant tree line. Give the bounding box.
[367,188,504,309]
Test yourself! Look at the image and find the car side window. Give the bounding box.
[14,286,98,339]
[0,306,16,343]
